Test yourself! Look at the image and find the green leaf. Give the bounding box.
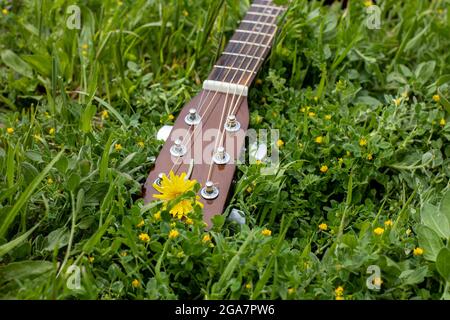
[0,149,65,239]
[399,266,428,285]
[1,50,33,78]
[417,225,444,262]
[66,173,81,192]
[0,261,54,285]
[44,227,70,251]
[439,190,450,226]
[420,203,450,239]
[436,248,450,282]
[414,61,436,84]
[0,224,40,257]
[80,104,97,133]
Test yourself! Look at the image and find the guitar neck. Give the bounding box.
[207,0,286,86]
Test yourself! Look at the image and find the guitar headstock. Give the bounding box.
[143,89,249,227]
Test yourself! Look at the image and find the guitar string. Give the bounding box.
[167,5,277,177]
[206,6,283,181]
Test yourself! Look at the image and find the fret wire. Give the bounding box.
[223,51,263,61]
[241,19,277,27]
[236,29,273,37]
[252,3,281,11]
[214,65,256,74]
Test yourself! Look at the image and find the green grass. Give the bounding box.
[1,0,450,299]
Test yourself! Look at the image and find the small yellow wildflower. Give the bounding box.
[49,128,55,135]
[177,251,185,258]
[132,279,140,288]
[338,157,344,165]
[168,114,175,120]
[246,186,253,193]
[47,177,54,185]
[186,218,193,225]
[2,8,8,15]
[255,160,262,165]
[374,227,385,236]
[153,171,197,201]
[101,110,109,119]
[308,112,316,117]
[372,277,383,287]
[261,228,272,236]
[313,96,319,102]
[138,233,150,242]
[364,0,373,7]
[88,256,95,263]
[288,288,295,295]
[319,223,328,231]
[114,143,122,151]
[440,118,446,126]
[6,127,14,134]
[118,0,123,6]
[367,153,373,161]
[169,229,180,239]
[325,114,332,120]
[202,234,211,243]
[121,251,128,257]
[300,107,306,113]
[82,43,89,50]
[137,141,145,148]
[346,151,351,157]
[336,295,345,300]
[315,136,324,144]
[276,139,284,148]
[245,283,252,289]
[433,94,440,102]
[406,228,412,236]
[335,286,344,296]
[182,9,189,17]
[393,98,401,106]
[384,219,393,227]
[359,137,367,147]
[255,115,263,124]
[320,165,328,173]
[154,211,161,221]
[413,247,424,256]
[136,220,145,228]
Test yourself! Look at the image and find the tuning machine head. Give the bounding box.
[224,115,241,133]
[201,181,219,200]
[185,108,201,126]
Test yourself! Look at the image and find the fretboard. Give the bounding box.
[208,0,285,86]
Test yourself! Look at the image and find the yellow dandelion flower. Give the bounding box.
[308,112,316,117]
[336,295,345,300]
[261,228,272,236]
[136,220,145,228]
[335,286,344,296]
[137,141,145,148]
[367,153,373,161]
[276,139,284,148]
[153,211,161,221]
[320,165,328,173]
[169,229,180,239]
[288,288,295,295]
[82,43,89,50]
[374,227,385,236]
[2,8,8,15]
[440,118,446,126]
[115,143,122,151]
[359,138,367,147]
[202,234,211,243]
[49,128,55,135]
[138,233,150,242]
[393,98,401,106]
[186,218,193,225]
[384,219,393,227]
[88,256,95,263]
[325,114,332,120]
[433,95,440,102]
[364,0,373,7]
[6,127,14,134]
[121,251,128,257]
[101,110,109,119]
[319,223,328,231]
[47,177,54,185]
[245,283,252,289]
[168,114,175,120]
[170,199,194,220]
[153,171,197,201]
[413,247,424,256]
[315,136,324,144]
[132,279,140,288]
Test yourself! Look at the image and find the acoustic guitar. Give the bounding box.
[144,0,287,227]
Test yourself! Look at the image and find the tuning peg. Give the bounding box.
[156,125,173,142]
[170,139,187,157]
[184,108,201,126]
[201,181,219,200]
[213,146,230,165]
[153,173,164,187]
[224,114,241,133]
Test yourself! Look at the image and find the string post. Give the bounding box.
[224,115,241,133]
[213,146,231,165]
[201,181,219,200]
[185,108,201,126]
[170,139,187,157]
[153,173,164,187]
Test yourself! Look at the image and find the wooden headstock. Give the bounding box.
[143,90,249,227]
